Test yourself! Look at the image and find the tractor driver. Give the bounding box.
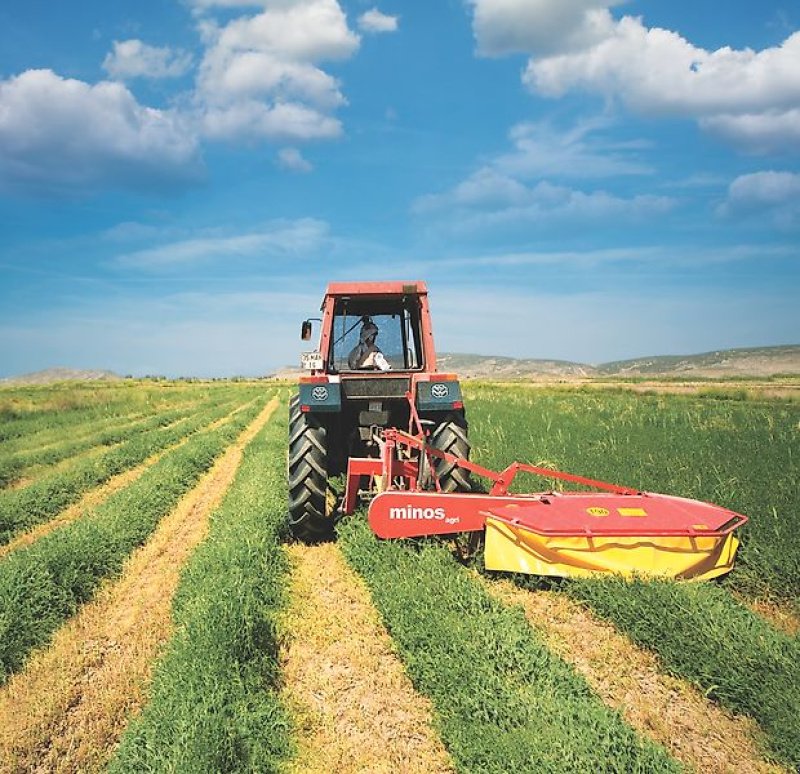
[348,318,391,371]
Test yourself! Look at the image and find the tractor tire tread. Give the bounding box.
[286,394,333,541]
[430,414,472,493]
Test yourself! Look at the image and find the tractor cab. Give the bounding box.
[329,302,422,373]
[301,281,437,375]
[289,281,470,541]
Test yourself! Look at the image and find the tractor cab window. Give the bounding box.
[329,299,424,372]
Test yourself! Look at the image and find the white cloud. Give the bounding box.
[200,50,345,108]
[102,39,193,80]
[415,117,653,212]
[211,1,359,62]
[413,116,666,232]
[195,0,358,141]
[277,146,313,172]
[718,171,800,227]
[701,109,800,155]
[114,218,329,269]
[468,1,800,154]
[1,2,361,185]
[358,9,399,34]
[526,21,800,117]
[201,100,341,141]
[468,0,624,56]
[415,172,673,231]
[415,167,529,212]
[0,69,201,194]
[494,118,652,180]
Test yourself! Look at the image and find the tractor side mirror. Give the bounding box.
[301,320,312,341]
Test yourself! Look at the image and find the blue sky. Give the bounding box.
[1,0,798,377]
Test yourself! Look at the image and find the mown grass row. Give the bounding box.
[0,409,150,460]
[555,576,800,767]
[0,397,247,546]
[465,384,800,606]
[0,397,206,462]
[0,384,260,456]
[463,385,799,766]
[0,403,199,489]
[110,398,292,773]
[0,386,135,439]
[0,382,228,443]
[0,393,272,682]
[338,518,679,773]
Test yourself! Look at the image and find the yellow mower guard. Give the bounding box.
[484,517,741,580]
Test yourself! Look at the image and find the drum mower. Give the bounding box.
[290,281,747,580]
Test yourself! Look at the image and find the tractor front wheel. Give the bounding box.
[287,395,333,541]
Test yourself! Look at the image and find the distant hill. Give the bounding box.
[1,368,122,385]
[596,345,800,377]
[440,344,800,379]
[437,353,594,378]
[7,345,798,384]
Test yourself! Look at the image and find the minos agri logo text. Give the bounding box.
[388,505,460,525]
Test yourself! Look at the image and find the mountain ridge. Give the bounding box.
[439,344,800,379]
[4,345,799,384]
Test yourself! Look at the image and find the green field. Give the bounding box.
[0,379,797,771]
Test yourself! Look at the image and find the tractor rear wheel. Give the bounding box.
[287,394,333,541]
[429,412,472,493]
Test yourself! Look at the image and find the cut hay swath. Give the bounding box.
[0,381,234,445]
[0,394,270,682]
[278,541,453,774]
[109,393,292,772]
[559,575,800,767]
[0,381,796,772]
[483,578,780,774]
[0,395,244,545]
[338,517,681,773]
[0,402,201,489]
[465,385,800,768]
[0,398,279,772]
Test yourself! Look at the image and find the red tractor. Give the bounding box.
[288,281,470,541]
[288,281,748,581]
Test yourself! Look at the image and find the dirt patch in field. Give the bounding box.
[737,594,800,637]
[0,397,278,774]
[279,542,454,774]
[484,578,784,774]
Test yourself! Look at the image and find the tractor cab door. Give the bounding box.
[327,296,424,372]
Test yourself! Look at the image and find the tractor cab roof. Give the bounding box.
[324,281,428,299]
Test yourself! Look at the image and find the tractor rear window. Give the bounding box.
[329,304,423,372]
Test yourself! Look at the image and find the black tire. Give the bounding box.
[287,394,333,541]
[429,412,472,493]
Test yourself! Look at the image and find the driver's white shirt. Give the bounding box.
[362,350,391,371]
